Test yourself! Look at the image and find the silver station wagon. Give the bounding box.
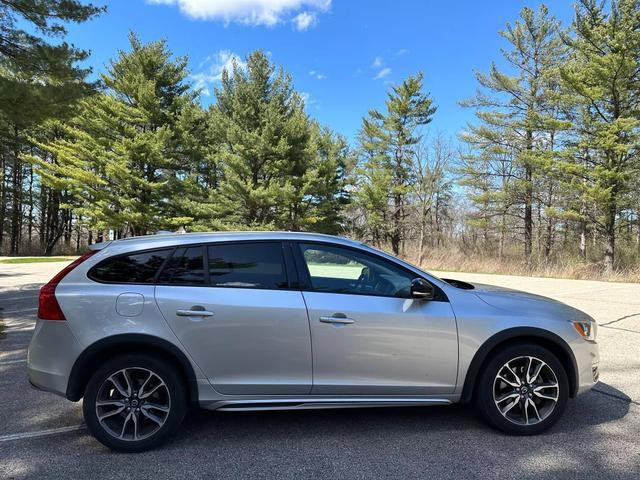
[28,232,599,451]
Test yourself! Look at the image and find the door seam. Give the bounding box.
[299,290,314,395]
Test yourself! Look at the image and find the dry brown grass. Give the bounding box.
[401,248,640,284]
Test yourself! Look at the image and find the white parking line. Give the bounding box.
[0,425,85,442]
[0,358,26,365]
[3,327,35,334]
[2,319,36,333]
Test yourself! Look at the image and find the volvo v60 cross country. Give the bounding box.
[28,232,600,451]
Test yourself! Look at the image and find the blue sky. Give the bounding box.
[65,0,575,144]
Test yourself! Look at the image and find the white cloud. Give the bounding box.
[148,0,330,28]
[191,72,213,96]
[293,11,315,30]
[370,56,392,81]
[374,67,391,80]
[309,70,325,80]
[300,91,318,109]
[191,50,246,96]
[396,48,409,56]
[371,56,383,68]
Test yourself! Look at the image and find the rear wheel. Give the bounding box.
[83,353,187,452]
[476,343,568,435]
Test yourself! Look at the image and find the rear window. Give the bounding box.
[89,249,171,284]
[157,246,205,285]
[208,242,287,289]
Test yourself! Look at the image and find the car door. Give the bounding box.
[295,242,458,396]
[155,242,312,395]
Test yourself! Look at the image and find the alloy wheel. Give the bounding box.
[493,356,559,426]
[95,367,171,441]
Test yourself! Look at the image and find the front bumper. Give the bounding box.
[571,336,600,395]
[27,319,83,398]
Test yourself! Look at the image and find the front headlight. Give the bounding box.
[572,320,597,342]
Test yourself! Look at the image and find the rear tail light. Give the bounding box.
[38,250,98,320]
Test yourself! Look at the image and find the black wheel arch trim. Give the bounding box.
[66,333,199,403]
[460,327,579,403]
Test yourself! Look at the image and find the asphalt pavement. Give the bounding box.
[0,263,638,479]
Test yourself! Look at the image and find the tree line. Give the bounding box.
[1,0,639,276]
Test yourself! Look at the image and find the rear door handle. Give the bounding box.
[176,308,214,317]
[319,315,355,325]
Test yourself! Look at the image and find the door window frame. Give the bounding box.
[154,240,297,291]
[291,240,448,301]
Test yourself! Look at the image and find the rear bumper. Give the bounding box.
[27,320,83,399]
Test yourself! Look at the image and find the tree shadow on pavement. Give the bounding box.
[165,381,636,479]
[0,383,635,480]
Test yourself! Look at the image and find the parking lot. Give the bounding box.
[1,262,639,479]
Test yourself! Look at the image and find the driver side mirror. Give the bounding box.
[411,278,435,300]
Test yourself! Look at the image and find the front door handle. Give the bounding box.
[176,307,214,317]
[319,315,355,325]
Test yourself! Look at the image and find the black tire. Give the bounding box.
[475,343,569,435]
[83,353,187,452]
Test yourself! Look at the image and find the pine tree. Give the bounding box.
[206,51,350,232]
[560,0,640,271]
[352,117,392,246]
[460,5,567,264]
[280,123,352,233]
[0,0,102,254]
[355,72,436,255]
[0,0,103,122]
[27,34,200,236]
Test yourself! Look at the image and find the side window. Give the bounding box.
[208,242,287,289]
[89,249,171,284]
[157,246,205,285]
[299,243,414,298]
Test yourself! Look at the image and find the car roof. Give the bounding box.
[97,231,363,255]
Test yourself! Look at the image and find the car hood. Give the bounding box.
[453,281,591,322]
[472,283,564,303]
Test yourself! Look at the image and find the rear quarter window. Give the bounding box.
[88,249,171,284]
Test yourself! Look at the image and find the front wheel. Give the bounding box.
[476,343,569,435]
[83,353,187,452]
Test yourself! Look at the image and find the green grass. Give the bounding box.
[0,256,77,264]
[307,263,363,279]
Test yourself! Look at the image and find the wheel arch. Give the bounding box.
[460,327,578,403]
[66,334,199,403]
